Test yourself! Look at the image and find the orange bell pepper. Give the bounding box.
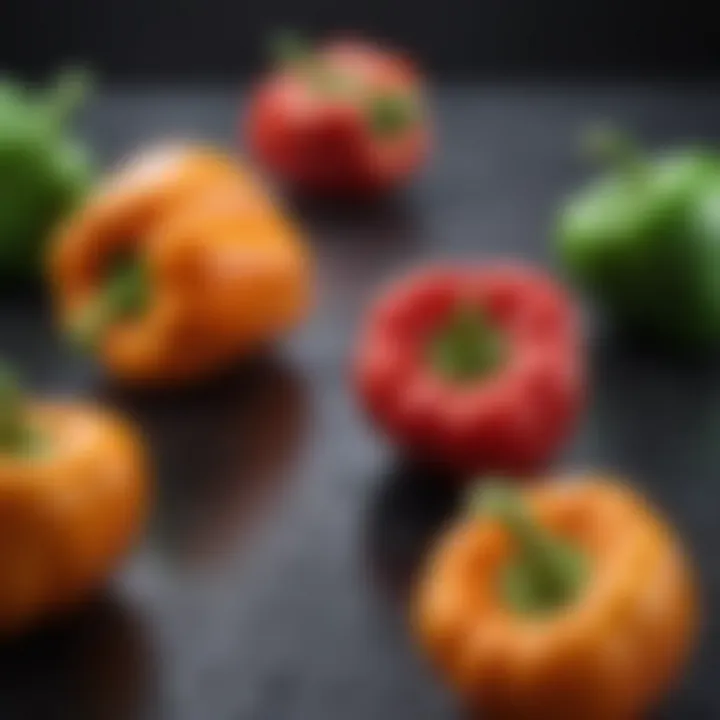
[0,365,148,633]
[50,145,311,384]
[414,476,698,720]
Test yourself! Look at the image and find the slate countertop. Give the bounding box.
[0,85,718,719]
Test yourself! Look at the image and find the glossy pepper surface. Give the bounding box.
[557,128,720,346]
[354,265,583,474]
[0,70,92,280]
[0,365,148,633]
[414,476,698,720]
[50,145,311,384]
[246,33,430,196]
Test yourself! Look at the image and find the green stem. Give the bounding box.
[71,257,149,351]
[268,29,351,96]
[581,124,646,176]
[45,67,92,127]
[0,363,45,457]
[476,482,588,614]
[429,304,505,382]
[0,363,25,451]
[269,29,313,67]
[367,92,417,138]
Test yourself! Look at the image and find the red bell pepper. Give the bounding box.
[245,33,430,196]
[354,265,585,474]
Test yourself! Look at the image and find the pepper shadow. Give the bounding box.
[285,185,421,224]
[0,594,157,720]
[287,188,424,262]
[96,353,309,568]
[284,189,428,333]
[364,459,460,608]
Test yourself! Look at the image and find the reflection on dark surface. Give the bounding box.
[287,190,422,231]
[291,191,424,291]
[99,354,308,566]
[0,595,156,720]
[366,460,460,606]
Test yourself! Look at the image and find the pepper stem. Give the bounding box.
[0,363,46,457]
[0,363,26,451]
[268,29,350,96]
[475,482,588,614]
[70,257,149,351]
[367,93,417,138]
[582,124,645,175]
[429,304,505,382]
[45,67,92,127]
[269,29,313,67]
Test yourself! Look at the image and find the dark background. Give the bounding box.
[3,0,720,80]
[2,3,720,720]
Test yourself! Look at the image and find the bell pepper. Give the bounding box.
[246,32,430,196]
[0,69,93,281]
[414,476,698,720]
[50,145,311,384]
[557,127,720,346]
[354,265,584,474]
[0,364,148,633]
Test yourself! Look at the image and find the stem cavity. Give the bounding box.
[367,93,417,138]
[71,256,149,351]
[476,482,588,615]
[429,305,506,382]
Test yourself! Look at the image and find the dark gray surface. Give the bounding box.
[0,86,719,719]
[5,1,720,80]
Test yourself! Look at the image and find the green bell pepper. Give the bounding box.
[0,69,93,282]
[556,127,720,347]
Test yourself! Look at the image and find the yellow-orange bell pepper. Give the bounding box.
[0,365,148,633]
[414,476,698,720]
[50,145,311,384]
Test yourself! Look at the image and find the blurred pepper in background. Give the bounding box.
[354,264,584,475]
[50,145,311,384]
[557,127,720,347]
[0,69,93,282]
[0,364,148,634]
[246,31,430,196]
[414,476,698,719]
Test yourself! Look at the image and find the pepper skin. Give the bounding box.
[50,145,311,384]
[354,265,583,474]
[246,34,430,196]
[0,366,148,634]
[557,127,720,347]
[414,477,698,720]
